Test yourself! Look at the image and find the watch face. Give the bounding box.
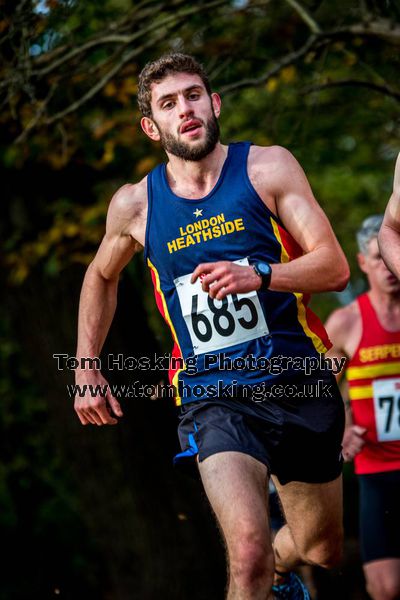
[257,262,271,276]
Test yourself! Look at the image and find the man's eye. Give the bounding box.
[189,94,200,100]
[162,101,174,109]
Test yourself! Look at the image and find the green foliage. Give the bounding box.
[2,0,399,284]
[1,2,400,595]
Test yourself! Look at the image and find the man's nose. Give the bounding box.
[177,96,194,118]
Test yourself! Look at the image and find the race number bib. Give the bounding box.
[373,378,400,442]
[174,258,269,355]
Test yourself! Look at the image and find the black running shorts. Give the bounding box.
[359,469,400,563]
[174,375,345,485]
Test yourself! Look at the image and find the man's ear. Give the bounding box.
[357,252,368,275]
[211,92,221,118]
[141,116,160,141]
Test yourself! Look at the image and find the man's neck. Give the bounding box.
[165,142,228,197]
[368,287,400,315]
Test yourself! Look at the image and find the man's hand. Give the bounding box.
[74,370,123,426]
[191,261,261,300]
[342,425,367,462]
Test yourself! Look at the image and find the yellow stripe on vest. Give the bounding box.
[347,362,400,381]
[147,258,185,406]
[270,218,328,354]
[348,385,373,400]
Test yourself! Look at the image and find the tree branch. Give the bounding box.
[283,0,321,34]
[14,84,56,144]
[218,15,400,97]
[219,34,321,94]
[32,0,230,78]
[303,78,400,102]
[31,1,171,75]
[324,18,400,45]
[43,36,164,127]
[4,0,400,144]
[13,0,230,137]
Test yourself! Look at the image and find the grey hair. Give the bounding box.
[356,215,384,254]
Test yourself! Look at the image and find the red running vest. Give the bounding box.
[347,293,400,474]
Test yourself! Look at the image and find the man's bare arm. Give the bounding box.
[324,308,350,384]
[378,153,400,277]
[193,147,350,299]
[325,306,366,461]
[74,183,145,426]
[265,147,349,293]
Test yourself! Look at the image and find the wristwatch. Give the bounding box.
[251,261,272,291]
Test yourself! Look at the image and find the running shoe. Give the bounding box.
[272,571,311,599]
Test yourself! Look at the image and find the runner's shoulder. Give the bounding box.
[248,144,304,186]
[326,301,360,338]
[249,144,297,167]
[108,177,148,220]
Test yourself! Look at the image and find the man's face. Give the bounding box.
[358,237,400,294]
[141,73,221,161]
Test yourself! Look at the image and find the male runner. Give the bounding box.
[325,215,400,600]
[379,153,400,277]
[74,53,350,599]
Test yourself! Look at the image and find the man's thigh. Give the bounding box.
[272,474,343,551]
[198,451,271,547]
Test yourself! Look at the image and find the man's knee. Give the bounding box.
[229,521,274,588]
[299,529,343,569]
[229,545,273,590]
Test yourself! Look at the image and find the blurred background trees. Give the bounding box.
[1,0,399,597]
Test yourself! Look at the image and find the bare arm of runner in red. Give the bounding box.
[325,304,367,461]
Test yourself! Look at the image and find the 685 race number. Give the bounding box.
[174,258,269,355]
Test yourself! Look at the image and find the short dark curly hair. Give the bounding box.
[137,53,212,117]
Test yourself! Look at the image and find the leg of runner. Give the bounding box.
[198,451,275,599]
[272,475,343,571]
[269,481,316,598]
[359,471,400,600]
[364,559,400,600]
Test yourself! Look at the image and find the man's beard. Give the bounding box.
[156,112,220,161]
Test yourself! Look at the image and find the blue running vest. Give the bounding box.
[144,142,332,405]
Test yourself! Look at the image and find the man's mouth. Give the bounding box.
[387,274,399,285]
[180,120,202,135]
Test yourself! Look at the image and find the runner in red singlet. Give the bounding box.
[326,215,400,600]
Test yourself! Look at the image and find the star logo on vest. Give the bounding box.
[193,208,203,218]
